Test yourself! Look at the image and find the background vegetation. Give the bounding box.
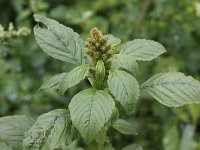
[0,0,200,149]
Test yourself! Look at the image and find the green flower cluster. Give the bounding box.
[85,28,111,69]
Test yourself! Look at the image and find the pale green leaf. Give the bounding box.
[121,144,143,150]
[69,88,115,142]
[120,39,166,61]
[34,14,84,65]
[39,73,67,91]
[111,54,138,74]
[58,64,90,94]
[105,34,121,47]
[179,125,195,150]
[0,115,34,149]
[112,119,137,135]
[141,72,200,107]
[107,70,140,113]
[23,109,77,150]
[0,140,12,150]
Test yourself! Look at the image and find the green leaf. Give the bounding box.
[112,119,137,135]
[58,64,90,94]
[0,115,34,149]
[179,125,195,150]
[141,72,200,107]
[121,144,143,150]
[39,73,67,91]
[34,14,84,65]
[69,88,115,142]
[23,109,77,150]
[111,54,138,74]
[107,70,140,113]
[120,39,166,61]
[105,34,121,47]
[0,140,12,150]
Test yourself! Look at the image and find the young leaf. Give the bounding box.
[112,119,137,135]
[39,73,67,91]
[121,144,143,150]
[95,60,105,89]
[34,14,84,65]
[141,72,200,107]
[69,88,115,142]
[23,109,77,150]
[0,115,34,149]
[111,54,138,75]
[107,70,140,113]
[105,34,121,47]
[58,64,90,94]
[120,39,166,61]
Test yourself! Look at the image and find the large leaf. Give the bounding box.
[34,14,84,65]
[112,119,137,135]
[0,115,34,149]
[69,88,115,142]
[23,109,77,150]
[111,54,138,74]
[39,73,67,91]
[107,70,140,113]
[141,72,200,107]
[58,64,90,94]
[120,39,166,61]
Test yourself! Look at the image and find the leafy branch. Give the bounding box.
[0,14,200,150]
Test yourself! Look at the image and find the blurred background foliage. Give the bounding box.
[0,0,200,149]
